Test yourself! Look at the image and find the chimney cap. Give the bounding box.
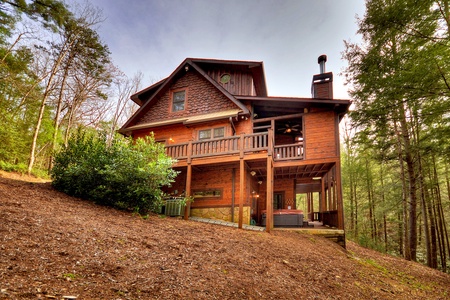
[318,55,327,64]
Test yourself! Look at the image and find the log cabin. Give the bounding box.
[119,56,351,233]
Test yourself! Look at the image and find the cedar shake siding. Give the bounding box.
[137,71,239,125]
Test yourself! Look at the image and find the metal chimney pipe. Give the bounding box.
[318,55,327,74]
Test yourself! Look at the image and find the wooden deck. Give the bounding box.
[190,216,345,248]
[165,131,303,163]
[274,222,346,248]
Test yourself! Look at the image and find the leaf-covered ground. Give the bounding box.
[1,171,449,299]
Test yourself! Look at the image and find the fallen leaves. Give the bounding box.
[0,173,449,299]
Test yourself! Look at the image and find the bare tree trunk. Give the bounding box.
[397,105,418,261]
[365,159,375,241]
[48,53,74,172]
[380,162,388,252]
[354,180,359,239]
[434,159,448,272]
[394,120,408,259]
[27,33,77,174]
[417,150,432,267]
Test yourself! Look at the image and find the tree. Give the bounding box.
[27,2,111,174]
[51,128,178,213]
[343,0,450,267]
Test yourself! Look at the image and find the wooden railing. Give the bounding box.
[274,143,303,160]
[165,132,303,161]
[192,136,240,158]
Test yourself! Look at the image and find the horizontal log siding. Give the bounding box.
[304,111,337,160]
[133,124,194,143]
[164,166,252,209]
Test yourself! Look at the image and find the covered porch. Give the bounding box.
[163,129,344,233]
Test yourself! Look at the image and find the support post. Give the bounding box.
[327,170,332,212]
[307,192,311,221]
[239,159,244,229]
[320,177,326,216]
[266,128,274,232]
[335,161,345,230]
[231,168,235,223]
[183,164,192,220]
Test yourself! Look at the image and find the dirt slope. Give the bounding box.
[0,171,449,300]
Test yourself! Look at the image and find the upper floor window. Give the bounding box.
[199,127,225,140]
[220,73,231,84]
[172,89,186,112]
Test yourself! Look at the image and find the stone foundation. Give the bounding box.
[190,206,251,225]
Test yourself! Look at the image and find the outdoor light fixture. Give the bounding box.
[250,171,256,176]
[312,177,322,180]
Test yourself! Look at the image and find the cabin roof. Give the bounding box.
[121,58,265,132]
[120,58,351,135]
[237,96,351,118]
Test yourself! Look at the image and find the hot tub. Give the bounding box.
[261,209,304,227]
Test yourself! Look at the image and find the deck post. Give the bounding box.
[266,128,274,232]
[183,164,192,220]
[320,177,326,215]
[335,160,345,230]
[327,170,332,211]
[238,158,244,229]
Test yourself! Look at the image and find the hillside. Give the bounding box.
[1,171,449,300]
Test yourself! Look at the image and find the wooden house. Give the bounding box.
[119,57,351,232]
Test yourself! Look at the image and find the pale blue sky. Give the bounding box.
[86,0,365,99]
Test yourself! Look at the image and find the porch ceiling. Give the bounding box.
[173,159,335,181]
[247,161,334,181]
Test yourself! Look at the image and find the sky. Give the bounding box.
[86,0,366,99]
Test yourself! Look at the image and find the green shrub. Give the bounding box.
[51,128,178,213]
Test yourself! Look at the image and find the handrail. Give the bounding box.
[274,143,303,160]
[191,136,240,158]
[165,132,304,162]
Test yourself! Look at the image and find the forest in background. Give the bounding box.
[342,0,450,272]
[1,0,450,273]
[0,0,141,177]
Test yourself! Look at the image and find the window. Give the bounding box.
[220,73,231,84]
[213,127,224,138]
[198,127,225,140]
[172,90,185,112]
[199,129,211,140]
[193,189,222,200]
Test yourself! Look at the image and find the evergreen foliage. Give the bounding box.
[343,0,450,271]
[51,129,178,214]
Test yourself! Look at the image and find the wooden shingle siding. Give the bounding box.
[304,111,337,159]
[137,71,238,125]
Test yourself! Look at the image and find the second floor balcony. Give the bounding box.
[165,131,304,163]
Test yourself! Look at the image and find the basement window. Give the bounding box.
[193,189,222,199]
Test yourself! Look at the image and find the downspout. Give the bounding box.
[229,117,236,135]
[232,168,236,222]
